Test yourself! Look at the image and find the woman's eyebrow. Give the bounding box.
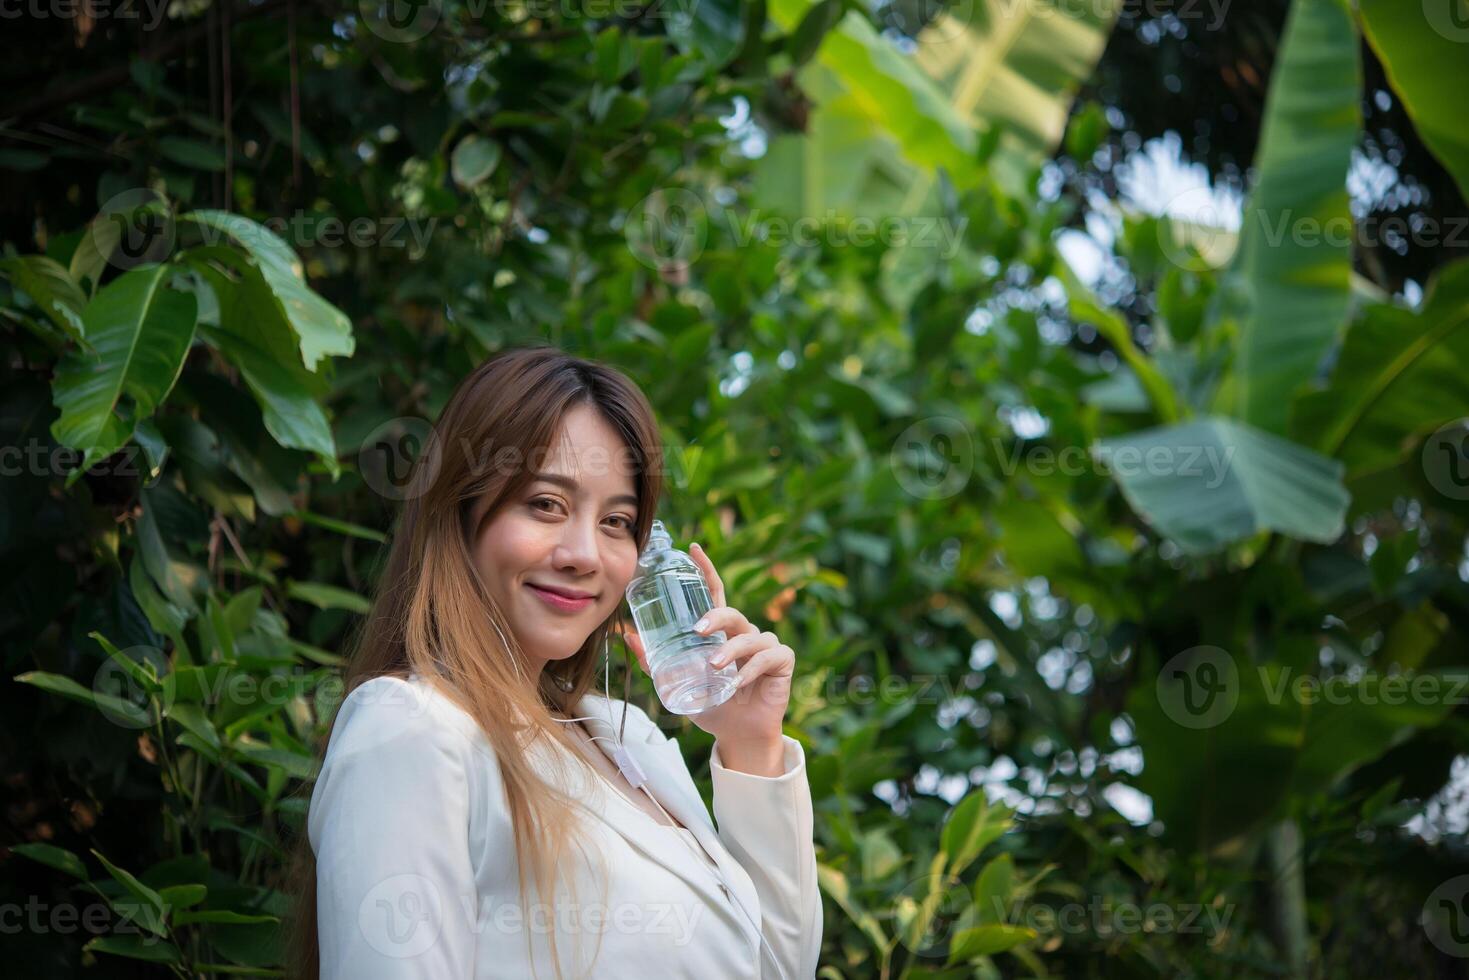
[530,471,639,509]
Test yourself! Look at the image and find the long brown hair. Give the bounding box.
[284,344,665,979]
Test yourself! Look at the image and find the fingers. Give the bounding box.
[689,542,726,608]
[732,642,795,691]
[709,629,779,669]
[620,626,649,673]
[695,604,756,638]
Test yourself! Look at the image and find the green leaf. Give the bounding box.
[84,935,181,963]
[947,923,1036,963]
[14,670,153,726]
[666,0,744,68]
[174,909,279,926]
[188,249,337,468]
[940,791,1012,876]
[10,842,88,880]
[49,265,198,472]
[1292,258,1469,476]
[285,580,370,614]
[90,630,164,693]
[911,0,1123,193]
[158,884,208,911]
[0,255,88,343]
[159,136,226,171]
[180,210,354,371]
[1358,0,1469,202]
[450,135,501,190]
[91,848,169,937]
[1232,0,1361,433]
[787,0,842,68]
[1098,417,1349,554]
[972,853,1015,925]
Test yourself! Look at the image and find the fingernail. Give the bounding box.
[694,617,709,632]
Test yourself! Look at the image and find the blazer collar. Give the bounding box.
[544,692,763,944]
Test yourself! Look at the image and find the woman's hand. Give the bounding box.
[621,542,794,772]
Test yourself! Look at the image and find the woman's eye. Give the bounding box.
[529,497,559,513]
[607,516,635,532]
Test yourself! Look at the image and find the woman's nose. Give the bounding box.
[552,518,600,572]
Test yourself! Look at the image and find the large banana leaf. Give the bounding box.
[1357,0,1469,202]
[1232,0,1360,434]
[750,72,914,220]
[1097,416,1349,554]
[1292,257,1469,477]
[1131,646,1458,855]
[759,0,1118,214]
[912,0,1120,194]
[50,264,198,471]
[769,0,975,193]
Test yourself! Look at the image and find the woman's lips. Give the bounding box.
[525,583,596,613]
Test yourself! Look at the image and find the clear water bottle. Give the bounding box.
[625,520,738,715]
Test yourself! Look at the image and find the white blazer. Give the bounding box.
[308,673,823,979]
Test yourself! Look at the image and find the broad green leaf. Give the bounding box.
[1131,647,1462,855]
[0,255,88,343]
[1098,417,1349,553]
[1292,258,1469,476]
[50,265,198,471]
[188,249,336,467]
[1232,0,1361,433]
[180,210,354,371]
[1357,0,1469,202]
[10,842,88,880]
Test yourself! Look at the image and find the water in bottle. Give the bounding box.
[625,520,738,715]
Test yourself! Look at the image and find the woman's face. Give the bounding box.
[470,404,643,676]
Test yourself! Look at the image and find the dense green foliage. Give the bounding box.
[4,0,1469,977]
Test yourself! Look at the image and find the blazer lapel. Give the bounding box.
[563,694,764,943]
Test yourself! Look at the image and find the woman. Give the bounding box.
[286,345,822,979]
